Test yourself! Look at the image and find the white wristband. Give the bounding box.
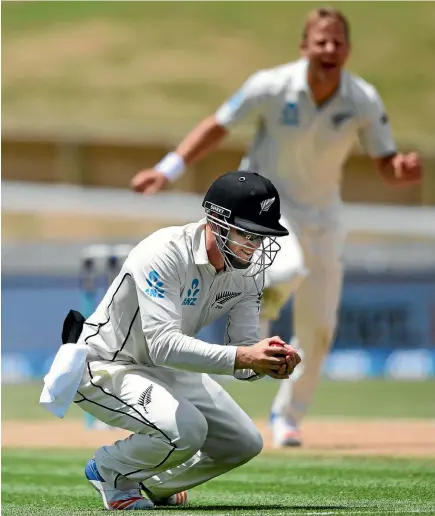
[155,152,186,182]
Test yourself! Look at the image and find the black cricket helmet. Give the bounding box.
[202,171,288,276]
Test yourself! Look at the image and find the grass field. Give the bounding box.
[2,379,434,515]
[2,450,435,516]
[2,1,435,144]
[3,379,435,421]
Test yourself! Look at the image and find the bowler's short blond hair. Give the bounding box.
[302,7,350,43]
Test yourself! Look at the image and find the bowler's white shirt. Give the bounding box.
[79,220,262,379]
[216,58,396,225]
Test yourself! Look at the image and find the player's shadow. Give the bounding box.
[160,505,351,511]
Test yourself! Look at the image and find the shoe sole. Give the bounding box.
[87,479,152,510]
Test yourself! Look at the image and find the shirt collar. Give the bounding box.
[292,58,310,92]
[192,218,211,266]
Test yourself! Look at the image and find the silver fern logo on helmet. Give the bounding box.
[259,197,275,215]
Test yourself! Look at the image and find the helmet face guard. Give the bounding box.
[206,212,282,278]
[202,171,289,285]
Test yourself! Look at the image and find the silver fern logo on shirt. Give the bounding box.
[138,385,153,413]
[212,291,242,309]
[259,197,275,215]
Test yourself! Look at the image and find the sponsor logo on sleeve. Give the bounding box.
[227,89,245,111]
[380,113,389,125]
[144,270,165,298]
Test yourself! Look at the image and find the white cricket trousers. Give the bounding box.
[265,212,345,425]
[74,361,263,496]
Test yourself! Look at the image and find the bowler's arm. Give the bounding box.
[176,70,272,166]
[358,88,422,186]
[175,116,228,167]
[130,70,273,192]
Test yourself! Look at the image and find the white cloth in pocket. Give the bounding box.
[40,343,88,418]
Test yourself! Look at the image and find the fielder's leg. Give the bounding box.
[270,225,345,447]
[75,362,208,509]
[143,373,263,499]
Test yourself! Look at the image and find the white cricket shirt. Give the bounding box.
[79,220,263,379]
[216,58,396,224]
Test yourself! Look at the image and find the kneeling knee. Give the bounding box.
[233,427,263,462]
[245,428,264,459]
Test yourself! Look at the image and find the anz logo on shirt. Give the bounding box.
[144,270,165,299]
[182,278,200,306]
[280,102,299,126]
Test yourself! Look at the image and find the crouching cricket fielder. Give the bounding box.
[43,171,301,510]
